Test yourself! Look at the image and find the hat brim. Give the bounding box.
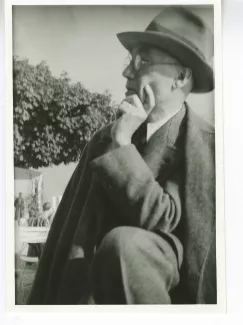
[117,31,214,93]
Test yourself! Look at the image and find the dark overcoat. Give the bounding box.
[28,104,216,305]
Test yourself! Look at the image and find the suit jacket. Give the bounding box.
[28,103,216,305]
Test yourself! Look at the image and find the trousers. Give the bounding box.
[90,226,183,304]
[56,226,183,304]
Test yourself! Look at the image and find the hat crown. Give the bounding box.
[146,7,213,61]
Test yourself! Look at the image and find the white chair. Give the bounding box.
[16,226,49,304]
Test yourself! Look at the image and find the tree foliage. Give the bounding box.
[13,57,115,168]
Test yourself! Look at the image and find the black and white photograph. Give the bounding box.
[6,1,225,309]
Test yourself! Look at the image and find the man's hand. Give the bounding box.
[111,85,155,148]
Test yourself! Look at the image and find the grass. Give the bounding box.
[15,254,38,305]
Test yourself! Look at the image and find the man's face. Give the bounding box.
[123,45,181,112]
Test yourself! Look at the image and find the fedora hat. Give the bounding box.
[117,7,214,93]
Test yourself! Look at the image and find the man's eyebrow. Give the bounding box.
[139,51,150,58]
[137,45,150,55]
[132,47,150,59]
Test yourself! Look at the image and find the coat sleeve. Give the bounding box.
[90,144,182,233]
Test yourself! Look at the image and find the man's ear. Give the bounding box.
[173,67,192,90]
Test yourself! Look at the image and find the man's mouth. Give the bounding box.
[125,87,136,96]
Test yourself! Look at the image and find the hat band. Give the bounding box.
[146,21,206,61]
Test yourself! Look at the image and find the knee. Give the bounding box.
[95,226,145,261]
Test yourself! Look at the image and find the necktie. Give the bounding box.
[131,122,147,154]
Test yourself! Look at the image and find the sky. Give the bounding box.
[13,5,215,125]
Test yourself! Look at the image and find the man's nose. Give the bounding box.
[122,63,136,79]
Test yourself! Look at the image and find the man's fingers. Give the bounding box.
[115,109,123,119]
[116,92,150,121]
[116,101,134,119]
[119,101,135,113]
[121,98,145,115]
[125,94,142,108]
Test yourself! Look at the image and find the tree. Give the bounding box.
[13,57,115,168]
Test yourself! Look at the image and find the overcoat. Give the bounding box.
[28,104,216,304]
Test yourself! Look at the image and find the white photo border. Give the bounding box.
[4,0,225,315]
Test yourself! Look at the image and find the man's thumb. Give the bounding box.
[144,84,155,113]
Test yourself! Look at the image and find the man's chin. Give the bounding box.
[125,90,136,96]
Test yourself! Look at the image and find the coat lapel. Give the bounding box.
[141,107,186,183]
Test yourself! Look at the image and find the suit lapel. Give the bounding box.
[141,107,186,183]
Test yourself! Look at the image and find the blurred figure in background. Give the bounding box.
[14,192,25,224]
[43,202,54,226]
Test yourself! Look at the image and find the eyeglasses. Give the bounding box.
[124,54,182,72]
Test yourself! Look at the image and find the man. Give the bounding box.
[14,192,25,224]
[28,7,216,305]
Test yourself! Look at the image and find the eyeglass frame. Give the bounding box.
[124,54,183,72]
